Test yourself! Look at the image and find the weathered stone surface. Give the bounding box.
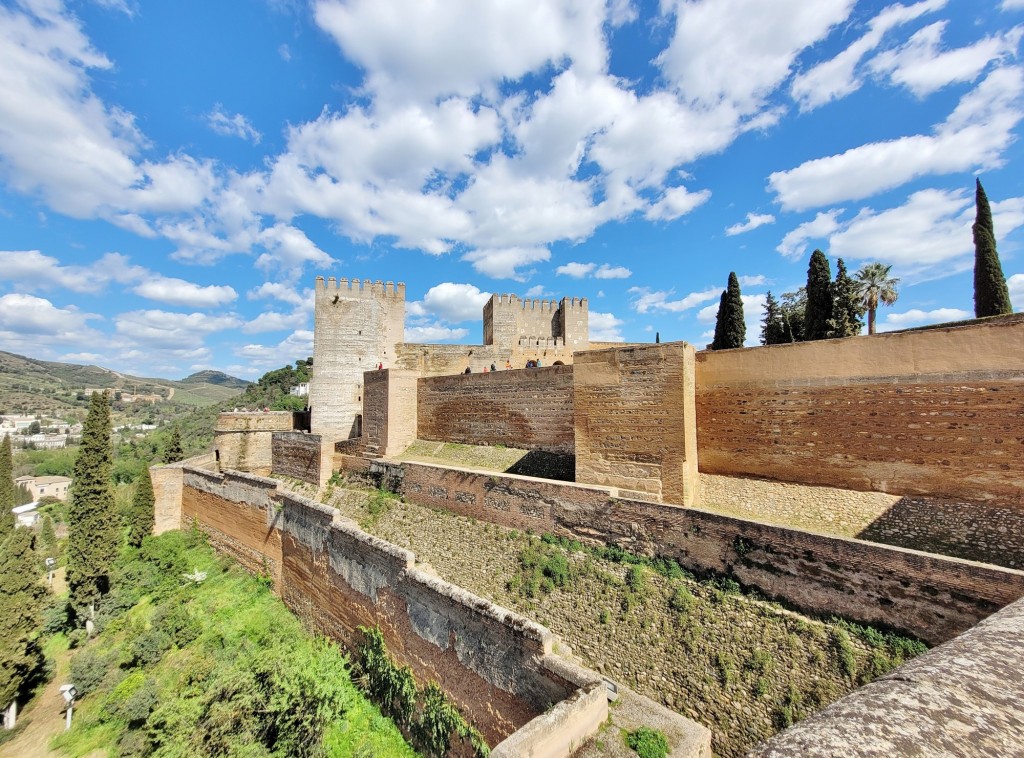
[748,596,1024,758]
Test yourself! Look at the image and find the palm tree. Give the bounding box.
[855,263,900,335]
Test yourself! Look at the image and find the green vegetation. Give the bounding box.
[855,262,900,335]
[779,287,806,342]
[0,434,14,535]
[711,272,746,350]
[233,357,313,412]
[509,539,573,598]
[803,250,833,341]
[0,525,46,720]
[67,391,120,618]
[625,726,669,758]
[760,291,793,345]
[973,178,1013,318]
[828,258,864,338]
[52,530,416,757]
[126,471,154,549]
[356,626,488,757]
[162,426,183,464]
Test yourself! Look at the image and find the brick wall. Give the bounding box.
[348,459,1024,646]
[695,315,1024,504]
[574,343,698,506]
[270,432,322,484]
[417,365,575,454]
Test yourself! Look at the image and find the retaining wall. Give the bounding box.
[214,412,295,474]
[341,457,1024,646]
[270,432,323,485]
[417,365,575,454]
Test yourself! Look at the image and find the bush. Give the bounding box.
[122,629,172,669]
[70,647,113,696]
[668,584,695,614]
[625,565,647,594]
[625,726,669,758]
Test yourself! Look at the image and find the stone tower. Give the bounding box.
[309,277,405,444]
[482,294,589,350]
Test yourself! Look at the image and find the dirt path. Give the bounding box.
[1,649,70,758]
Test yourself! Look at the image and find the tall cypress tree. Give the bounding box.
[0,435,14,536]
[67,391,119,616]
[0,527,45,721]
[711,272,746,350]
[163,426,184,464]
[804,250,834,341]
[761,291,790,345]
[127,470,155,548]
[973,178,1012,317]
[828,258,865,338]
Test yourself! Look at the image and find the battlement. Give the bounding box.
[484,291,589,348]
[315,276,406,300]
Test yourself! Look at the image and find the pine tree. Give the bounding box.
[39,514,56,549]
[127,470,155,548]
[760,291,790,345]
[711,272,746,350]
[828,258,865,338]
[67,391,119,617]
[804,250,833,341]
[163,426,184,464]
[0,435,13,536]
[973,178,1013,317]
[0,527,46,720]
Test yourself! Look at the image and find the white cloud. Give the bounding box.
[790,0,947,111]
[695,292,766,345]
[777,210,845,258]
[133,276,238,308]
[1009,273,1024,309]
[242,309,309,334]
[588,311,624,341]
[247,282,311,308]
[594,263,631,279]
[257,224,335,274]
[556,262,596,278]
[0,251,146,292]
[770,67,1024,210]
[207,105,262,144]
[235,329,315,370]
[410,283,491,323]
[880,307,972,330]
[524,285,549,297]
[462,246,550,280]
[645,186,711,221]
[869,21,1022,98]
[725,212,775,236]
[404,324,470,343]
[115,310,242,349]
[629,286,721,314]
[0,294,101,344]
[739,274,768,287]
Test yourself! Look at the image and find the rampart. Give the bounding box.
[695,314,1024,504]
[214,411,295,474]
[417,365,575,454]
[339,457,1024,647]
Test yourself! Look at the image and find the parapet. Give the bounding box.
[316,276,406,300]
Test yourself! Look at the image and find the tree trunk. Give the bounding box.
[868,307,876,335]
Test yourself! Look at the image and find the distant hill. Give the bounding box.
[0,350,246,414]
[180,370,250,389]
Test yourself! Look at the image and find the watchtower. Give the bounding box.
[483,294,589,350]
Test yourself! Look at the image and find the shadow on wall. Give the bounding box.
[505,451,575,482]
[857,497,1024,570]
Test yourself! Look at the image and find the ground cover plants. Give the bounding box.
[326,484,928,758]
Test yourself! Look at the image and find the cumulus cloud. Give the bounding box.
[462,247,550,280]
[770,67,1024,210]
[0,293,101,340]
[556,262,596,278]
[207,105,262,143]
[589,311,625,341]
[235,329,315,372]
[725,212,775,236]
[629,286,721,314]
[404,324,470,342]
[595,264,631,279]
[408,283,491,323]
[0,251,146,292]
[1009,273,1024,309]
[645,186,711,221]
[247,282,311,309]
[869,21,1022,98]
[879,307,972,330]
[133,276,238,308]
[257,224,335,274]
[115,310,242,349]
[777,210,845,258]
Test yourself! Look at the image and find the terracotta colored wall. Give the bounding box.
[695,316,1024,504]
[574,343,698,506]
[345,458,1024,646]
[271,432,322,484]
[362,369,418,457]
[417,365,575,454]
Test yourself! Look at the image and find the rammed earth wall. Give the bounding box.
[270,432,322,484]
[176,466,611,756]
[340,457,1024,646]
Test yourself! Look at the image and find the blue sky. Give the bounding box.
[1,0,1023,380]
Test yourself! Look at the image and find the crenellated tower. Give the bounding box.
[310,277,405,443]
[483,294,589,350]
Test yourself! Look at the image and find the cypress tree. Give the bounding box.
[973,179,1012,317]
[711,272,746,350]
[0,527,46,720]
[0,435,13,536]
[761,291,790,345]
[163,426,184,464]
[127,470,155,548]
[828,258,865,338]
[67,391,119,616]
[804,250,833,341]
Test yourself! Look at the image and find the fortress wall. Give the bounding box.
[417,365,575,453]
[574,343,698,506]
[350,459,1024,646]
[362,368,418,457]
[182,468,283,589]
[748,595,1024,757]
[695,315,1024,504]
[151,453,216,535]
[176,465,613,756]
[396,342,577,377]
[214,412,295,475]
[270,432,322,485]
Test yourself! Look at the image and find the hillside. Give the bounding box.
[0,350,247,415]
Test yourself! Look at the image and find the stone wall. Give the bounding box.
[362,368,418,457]
[695,315,1024,504]
[270,432,322,485]
[417,365,575,454]
[396,342,577,377]
[749,596,1024,757]
[342,458,1024,646]
[574,343,698,506]
[214,412,294,474]
[151,453,216,535]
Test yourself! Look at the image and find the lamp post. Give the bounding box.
[59,684,77,731]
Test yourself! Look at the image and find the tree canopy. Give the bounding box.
[973,178,1012,317]
[856,263,899,335]
[761,291,792,345]
[0,434,13,536]
[711,272,746,350]
[127,471,155,549]
[803,250,833,341]
[829,258,865,338]
[0,526,45,715]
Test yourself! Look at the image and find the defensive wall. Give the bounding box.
[149,458,714,756]
[338,457,1024,647]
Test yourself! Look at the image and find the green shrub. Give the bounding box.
[668,583,695,614]
[70,647,113,696]
[625,726,670,758]
[625,565,647,594]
